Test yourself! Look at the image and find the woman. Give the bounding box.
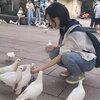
[26,0,35,26]
[31,2,96,84]
[35,0,42,24]
[17,7,25,25]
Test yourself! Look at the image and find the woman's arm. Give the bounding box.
[31,54,61,73]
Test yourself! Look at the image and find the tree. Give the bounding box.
[19,0,27,10]
[81,0,93,14]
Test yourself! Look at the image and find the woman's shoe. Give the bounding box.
[65,73,85,84]
[60,70,70,77]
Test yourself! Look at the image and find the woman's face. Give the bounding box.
[46,15,60,29]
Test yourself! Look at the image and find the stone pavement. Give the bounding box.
[0,18,100,100]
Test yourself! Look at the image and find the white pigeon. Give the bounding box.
[14,21,19,25]
[6,52,15,61]
[47,40,52,46]
[0,19,3,22]
[0,65,24,89]
[2,20,7,23]
[36,23,39,27]
[44,28,49,33]
[9,20,15,24]
[0,58,21,74]
[16,71,43,100]
[66,80,86,100]
[15,63,35,95]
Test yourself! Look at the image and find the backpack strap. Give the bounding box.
[69,26,100,68]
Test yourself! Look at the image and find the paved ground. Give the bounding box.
[0,18,100,100]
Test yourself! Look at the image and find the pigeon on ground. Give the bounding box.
[66,80,86,100]
[15,63,35,95]
[0,65,24,89]
[6,52,15,61]
[16,71,43,100]
[47,40,52,46]
[2,20,7,23]
[9,20,14,24]
[0,58,21,74]
[0,19,3,22]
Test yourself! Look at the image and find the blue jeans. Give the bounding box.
[27,10,33,25]
[35,8,41,23]
[49,48,96,76]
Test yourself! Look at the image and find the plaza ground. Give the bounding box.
[0,18,100,100]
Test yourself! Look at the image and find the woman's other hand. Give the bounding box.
[45,45,55,52]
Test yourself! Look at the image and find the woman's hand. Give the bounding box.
[45,45,55,52]
[31,55,61,74]
[31,67,40,74]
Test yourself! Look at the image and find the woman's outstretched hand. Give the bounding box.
[45,45,55,52]
[31,67,39,74]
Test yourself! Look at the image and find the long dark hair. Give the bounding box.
[45,2,70,27]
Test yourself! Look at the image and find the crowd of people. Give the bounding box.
[16,0,100,33]
[17,0,57,26]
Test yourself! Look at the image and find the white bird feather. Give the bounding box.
[2,20,7,23]
[16,71,43,100]
[0,58,21,74]
[47,40,52,46]
[6,52,15,61]
[66,80,86,100]
[0,65,24,89]
[15,63,35,95]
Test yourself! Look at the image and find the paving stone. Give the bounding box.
[44,65,58,75]
[59,84,78,99]
[21,58,45,66]
[0,82,16,100]
[43,74,67,97]
[89,68,100,75]
[15,50,49,61]
[49,66,67,79]
[0,19,100,100]
[84,85,100,100]
[38,93,64,100]
[84,72,100,88]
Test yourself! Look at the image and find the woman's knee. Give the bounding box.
[61,52,80,65]
[49,48,60,59]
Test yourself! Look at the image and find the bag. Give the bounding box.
[69,26,100,68]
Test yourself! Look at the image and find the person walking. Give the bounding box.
[26,0,35,26]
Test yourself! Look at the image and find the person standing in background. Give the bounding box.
[41,0,45,16]
[45,0,53,8]
[90,1,99,28]
[26,0,35,26]
[35,0,42,25]
[94,1,100,33]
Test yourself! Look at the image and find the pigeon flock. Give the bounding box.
[0,36,86,100]
[0,52,43,100]
[0,19,48,29]
[0,51,86,100]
